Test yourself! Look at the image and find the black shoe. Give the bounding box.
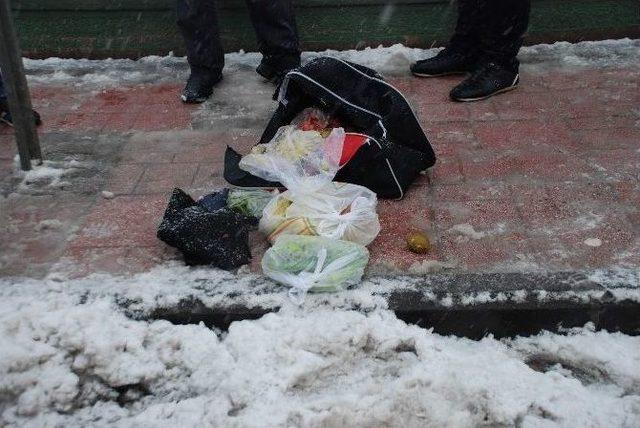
[410,49,476,77]
[449,62,519,102]
[181,70,222,104]
[256,53,301,84]
[0,98,42,127]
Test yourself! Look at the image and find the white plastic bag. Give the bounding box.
[241,124,381,246]
[262,235,369,303]
[239,125,344,193]
[260,182,380,245]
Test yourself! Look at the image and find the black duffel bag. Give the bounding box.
[224,56,436,199]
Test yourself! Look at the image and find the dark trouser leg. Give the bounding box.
[476,0,531,72]
[0,72,6,99]
[245,0,300,57]
[176,0,224,75]
[448,0,483,54]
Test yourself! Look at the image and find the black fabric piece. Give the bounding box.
[176,0,299,73]
[197,188,229,212]
[224,57,436,199]
[157,188,251,269]
[224,146,282,188]
[448,0,531,72]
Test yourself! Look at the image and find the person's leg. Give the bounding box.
[475,0,531,72]
[448,0,483,53]
[410,0,481,77]
[245,0,301,82]
[449,0,530,102]
[176,0,224,102]
[0,72,6,100]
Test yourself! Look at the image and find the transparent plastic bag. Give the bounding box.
[239,125,344,193]
[227,189,275,219]
[260,182,380,246]
[262,235,369,303]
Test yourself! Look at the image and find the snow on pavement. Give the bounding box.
[1,270,639,427]
[22,38,640,87]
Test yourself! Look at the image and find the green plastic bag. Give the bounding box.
[227,189,275,218]
[262,235,369,302]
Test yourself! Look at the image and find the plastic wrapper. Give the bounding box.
[227,189,275,219]
[262,235,369,301]
[260,182,380,245]
[239,125,344,193]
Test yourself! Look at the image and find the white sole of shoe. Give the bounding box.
[411,71,468,78]
[452,80,520,102]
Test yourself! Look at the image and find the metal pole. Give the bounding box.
[0,0,42,171]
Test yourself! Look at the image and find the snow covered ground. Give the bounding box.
[23,38,640,88]
[1,268,639,427]
[2,39,640,426]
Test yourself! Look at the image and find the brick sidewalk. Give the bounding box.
[1,64,639,279]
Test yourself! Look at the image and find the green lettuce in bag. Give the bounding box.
[262,235,369,302]
[227,189,275,219]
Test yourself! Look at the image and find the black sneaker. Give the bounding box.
[410,49,476,77]
[181,70,222,104]
[0,98,42,127]
[450,62,519,102]
[256,53,301,84]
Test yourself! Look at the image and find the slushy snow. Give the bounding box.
[1,271,639,427]
[22,39,640,88]
[4,39,640,426]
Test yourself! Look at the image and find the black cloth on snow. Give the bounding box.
[449,0,531,72]
[157,188,251,269]
[224,57,436,199]
[176,0,300,74]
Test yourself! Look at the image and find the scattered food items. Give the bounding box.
[407,231,431,254]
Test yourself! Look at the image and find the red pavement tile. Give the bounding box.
[584,149,640,182]
[515,73,550,93]
[436,232,529,270]
[418,102,470,123]
[172,143,228,163]
[56,247,133,279]
[519,152,594,182]
[424,121,478,146]
[573,127,640,151]
[473,120,576,152]
[428,159,464,185]
[135,162,199,194]
[431,198,521,232]
[563,115,640,131]
[492,92,556,121]
[133,110,193,131]
[467,100,500,121]
[554,218,637,269]
[430,182,512,202]
[104,163,145,195]
[461,154,525,181]
[554,89,636,119]
[69,195,167,249]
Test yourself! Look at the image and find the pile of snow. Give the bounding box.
[13,156,90,191]
[23,39,640,87]
[0,272,639,427]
